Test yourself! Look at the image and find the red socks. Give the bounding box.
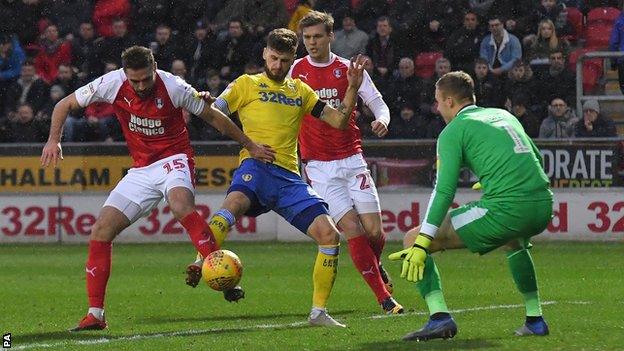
[86,240,112,308]
[347,235,390,303]
[368,232,386,262]
[180,211,220,257]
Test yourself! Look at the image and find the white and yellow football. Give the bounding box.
[201,250,243,291]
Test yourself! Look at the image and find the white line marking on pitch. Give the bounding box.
[13,300,589,350]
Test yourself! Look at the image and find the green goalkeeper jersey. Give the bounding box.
[420,105,552,237]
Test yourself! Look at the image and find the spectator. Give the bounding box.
[575,100,617,138]
[4,60,49,115]
[469,0,496,17]
[503,60,537,107]
[178,20,219,85]
[132,0,173,40]
[170,1,220,36]
[83,101,121,142]
[366,16,402,80]
[148,24,177,71]
[98,18,139,68]
[171,60,187,80]
[610,10,624,94]
[535,50,575,109]
[37,84,66,126]
[525,0,572,38]
[315,0,351,25]
[214,0,288,31]
[412,0,468,52]
[52,64,79,94]
[5,103,47,143]
[216,18,254,80]
[0,34,26,113]
[445,11,484,72]
[361,54,392,99]
[289,0,315,32]
[332,14,369,59]
[42,0,93,38]
[388,103,444,139]
[510,93,541,137]
[390,57,421,114]
[480,15,522,77]
[92,0,131,38]
[487,0,534,37]
[472,57,505,107]
[35,24,73,84]
[353,0,393,33]
[526,19,570,78]
[420,57,452,114]
[539,97,579,138]
[71,21,102,81]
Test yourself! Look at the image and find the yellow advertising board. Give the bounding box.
[0,155,239,193]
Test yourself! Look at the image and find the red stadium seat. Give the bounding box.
[586,7,620,25]
[585,23,614,49]
[414,52,443,79]
[284,0,299,16]
[568,48,603,93]
[561,7,584,42]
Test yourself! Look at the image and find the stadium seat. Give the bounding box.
[561,7,584,43]
[284,0,299,16]
[414,52,443,79]
[568,47,604,93]
[585,23,614,49]
[586,7,620,25]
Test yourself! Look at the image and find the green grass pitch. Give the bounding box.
[1,241,623,350]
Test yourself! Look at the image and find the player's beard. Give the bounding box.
[135,87,154,99]
[264,63,288,82]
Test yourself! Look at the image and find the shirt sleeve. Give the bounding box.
[299,80,320,115]
[162,72,206,115]
[75,70,123,107]
[421,126,463,237]
[214,76,247,115]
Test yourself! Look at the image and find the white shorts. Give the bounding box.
[304,153,380,223]
[103,153,194,223]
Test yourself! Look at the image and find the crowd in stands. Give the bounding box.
[0,0,621,143]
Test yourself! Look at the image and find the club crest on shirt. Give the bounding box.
[333,68,342,78]
[155,98,164,109]
[287,81,296,92]
[242,174,253,182]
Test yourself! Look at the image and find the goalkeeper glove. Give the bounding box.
[471,182,482,191]
[388,235,432,282]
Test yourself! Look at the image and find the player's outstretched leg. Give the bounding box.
[506,245,549,336]
[403,254,457,341]
[71,206,129,332]
[306,213,345,327]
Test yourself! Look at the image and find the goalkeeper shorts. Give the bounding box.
[450,199,553,255]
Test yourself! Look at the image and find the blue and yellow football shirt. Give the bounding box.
[214,73,319,174]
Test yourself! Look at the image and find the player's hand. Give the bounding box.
[388,235,431,282]
[194,91,216,104]
[41,140,63,168]
[347,54,367,90]
[371,120,388,138]
[247,142,276,163]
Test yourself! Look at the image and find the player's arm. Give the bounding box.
[317,55,367,130]
[359,70,390,137]
[389,130,463,281]
[40,93,81,167]
[196,101,276,163]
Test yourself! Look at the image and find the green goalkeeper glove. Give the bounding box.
[388,235,432,282]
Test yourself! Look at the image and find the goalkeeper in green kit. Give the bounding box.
[389,71,553,341]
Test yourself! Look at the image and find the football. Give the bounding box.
[201,249,243,291]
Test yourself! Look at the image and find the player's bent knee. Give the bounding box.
[307,215,340,246]
[167,187,195,220]
[503,239,523,252]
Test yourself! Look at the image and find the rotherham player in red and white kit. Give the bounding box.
[40,46,275,331]
[291,12,403,314]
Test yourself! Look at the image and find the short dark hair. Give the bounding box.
[266,28,298,54]
[487,14,505,23]
[299,10,334,33]
[474,57,488,66]
[121,46,155,71]
[436,71,475,103]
